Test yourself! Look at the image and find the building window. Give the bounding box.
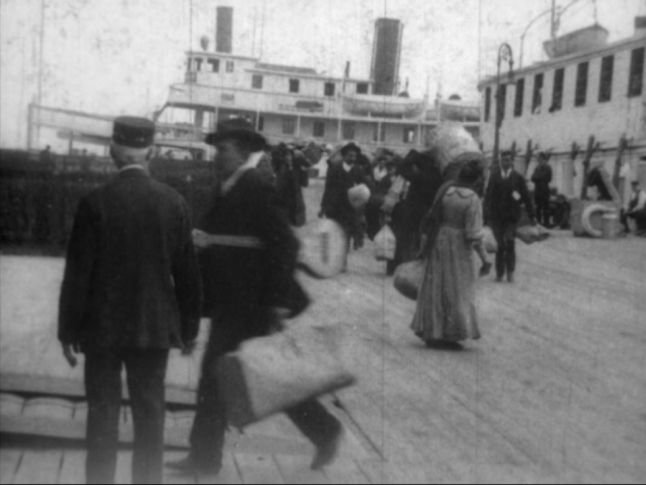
[497,84,507,121]
[575,62,589,107]
[225,60,234,72]
[252,74,263,89]
[289,79,300,93]
[282,117,296,135]
[484,87,491,122]
[628,47,644,97]
[193,57,203,71]
[207,58,220,72]
[356,83,369,94]
[342,121,355,140]
[598,55,614,102]
[514,78,525,117]
[324,82,335,96]
[403,126,416,144]
[532,73,544,114]
[550,68,564,112]
[258,116,264,131]
[313,120,325,137]
[373,124,385,142]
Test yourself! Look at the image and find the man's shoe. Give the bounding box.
[166,456,221,476]
[495,275,504,283]
[311,427,343,470]
[507,273,514,283]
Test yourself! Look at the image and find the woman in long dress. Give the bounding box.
[411,159,488,347]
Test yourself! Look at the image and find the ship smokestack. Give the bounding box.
[370,18,403,96]
[216,6,233,53]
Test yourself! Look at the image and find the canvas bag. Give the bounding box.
[393,259,425,301]
[374,224,396,261]
[516,223,550,244]
[482,226,498,253]
[214,325,356,429]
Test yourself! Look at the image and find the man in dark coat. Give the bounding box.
[484,150,536,283]
[168,119,342,476]
[319,142,371,265]
[531,152,553,226]
[58,116,202,484]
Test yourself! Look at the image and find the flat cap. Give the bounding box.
[205,118,267,152]
[112,116,155,148]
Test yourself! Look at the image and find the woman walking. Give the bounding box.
[411,159,488,348]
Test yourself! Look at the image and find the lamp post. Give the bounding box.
[493,42,514,168]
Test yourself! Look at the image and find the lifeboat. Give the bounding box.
[342,94,427,117]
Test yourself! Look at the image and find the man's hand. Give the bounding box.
[192,229,212,249]
[62,343,80,367]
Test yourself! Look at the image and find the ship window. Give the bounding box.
[373,124,385,142]
[313,120,325,137]
[324,82,335,96]
[628,47,644,97]
[342,121,355,140]
[282,117,296,135]
[289,79,300,93]
[575,62,588,107]
[252,74,263,89]
[497,84,507,120]
[514,78,525,117]
[484,87,491,122]
[532,73,544,114]
[550,68,564,112]
[403,126,416,144]
[193,57,203,71]
[258,116,264,131]
[598,55,614,102]
[226,61,234,73]
[356,83,369,94]
[207,58,220,72]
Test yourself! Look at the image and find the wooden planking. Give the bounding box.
[0,373,197,407]
[195,452,242,485]
[57,450,85,485]
[163,451,198,485]
[322,458,371,484]
[273,454,330,485]
[0,449,23,484]
[233,453,285,484]
[114,450,132,485]
[12,449,62,485]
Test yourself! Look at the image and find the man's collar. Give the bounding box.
[221,152,264,195]
[342,161,352,173]
[119,164,147,174]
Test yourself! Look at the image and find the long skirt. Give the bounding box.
[411,226,481,342]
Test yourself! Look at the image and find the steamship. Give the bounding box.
[478,16,646,202]
[152,6,480,157]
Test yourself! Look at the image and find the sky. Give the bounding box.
[1,0,644,150]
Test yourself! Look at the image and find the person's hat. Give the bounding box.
[205,118,267,151]
[501,149,514,158]
[340,142,362,157]
[112,116,155,148]
[631,180,640,186]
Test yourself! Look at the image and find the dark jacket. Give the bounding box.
[320,163,369,229]
[485,168,535,224]
[58,168,202,350]
[531,163,553,193]
[197,169,307,330]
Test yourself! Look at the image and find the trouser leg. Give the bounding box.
[125,349,169,485]
[285,399,342,447]
[492,222,506,278]
[504,224,517,275]
[84,349,122,485]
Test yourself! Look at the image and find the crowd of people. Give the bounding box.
[56,113,644,484]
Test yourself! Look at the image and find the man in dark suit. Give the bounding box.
[168,118,342,476]
[58,117,202,484]
[319,142,371,266]
[484,150,536,283]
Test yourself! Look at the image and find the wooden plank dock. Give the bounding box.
[1,179,645,483]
